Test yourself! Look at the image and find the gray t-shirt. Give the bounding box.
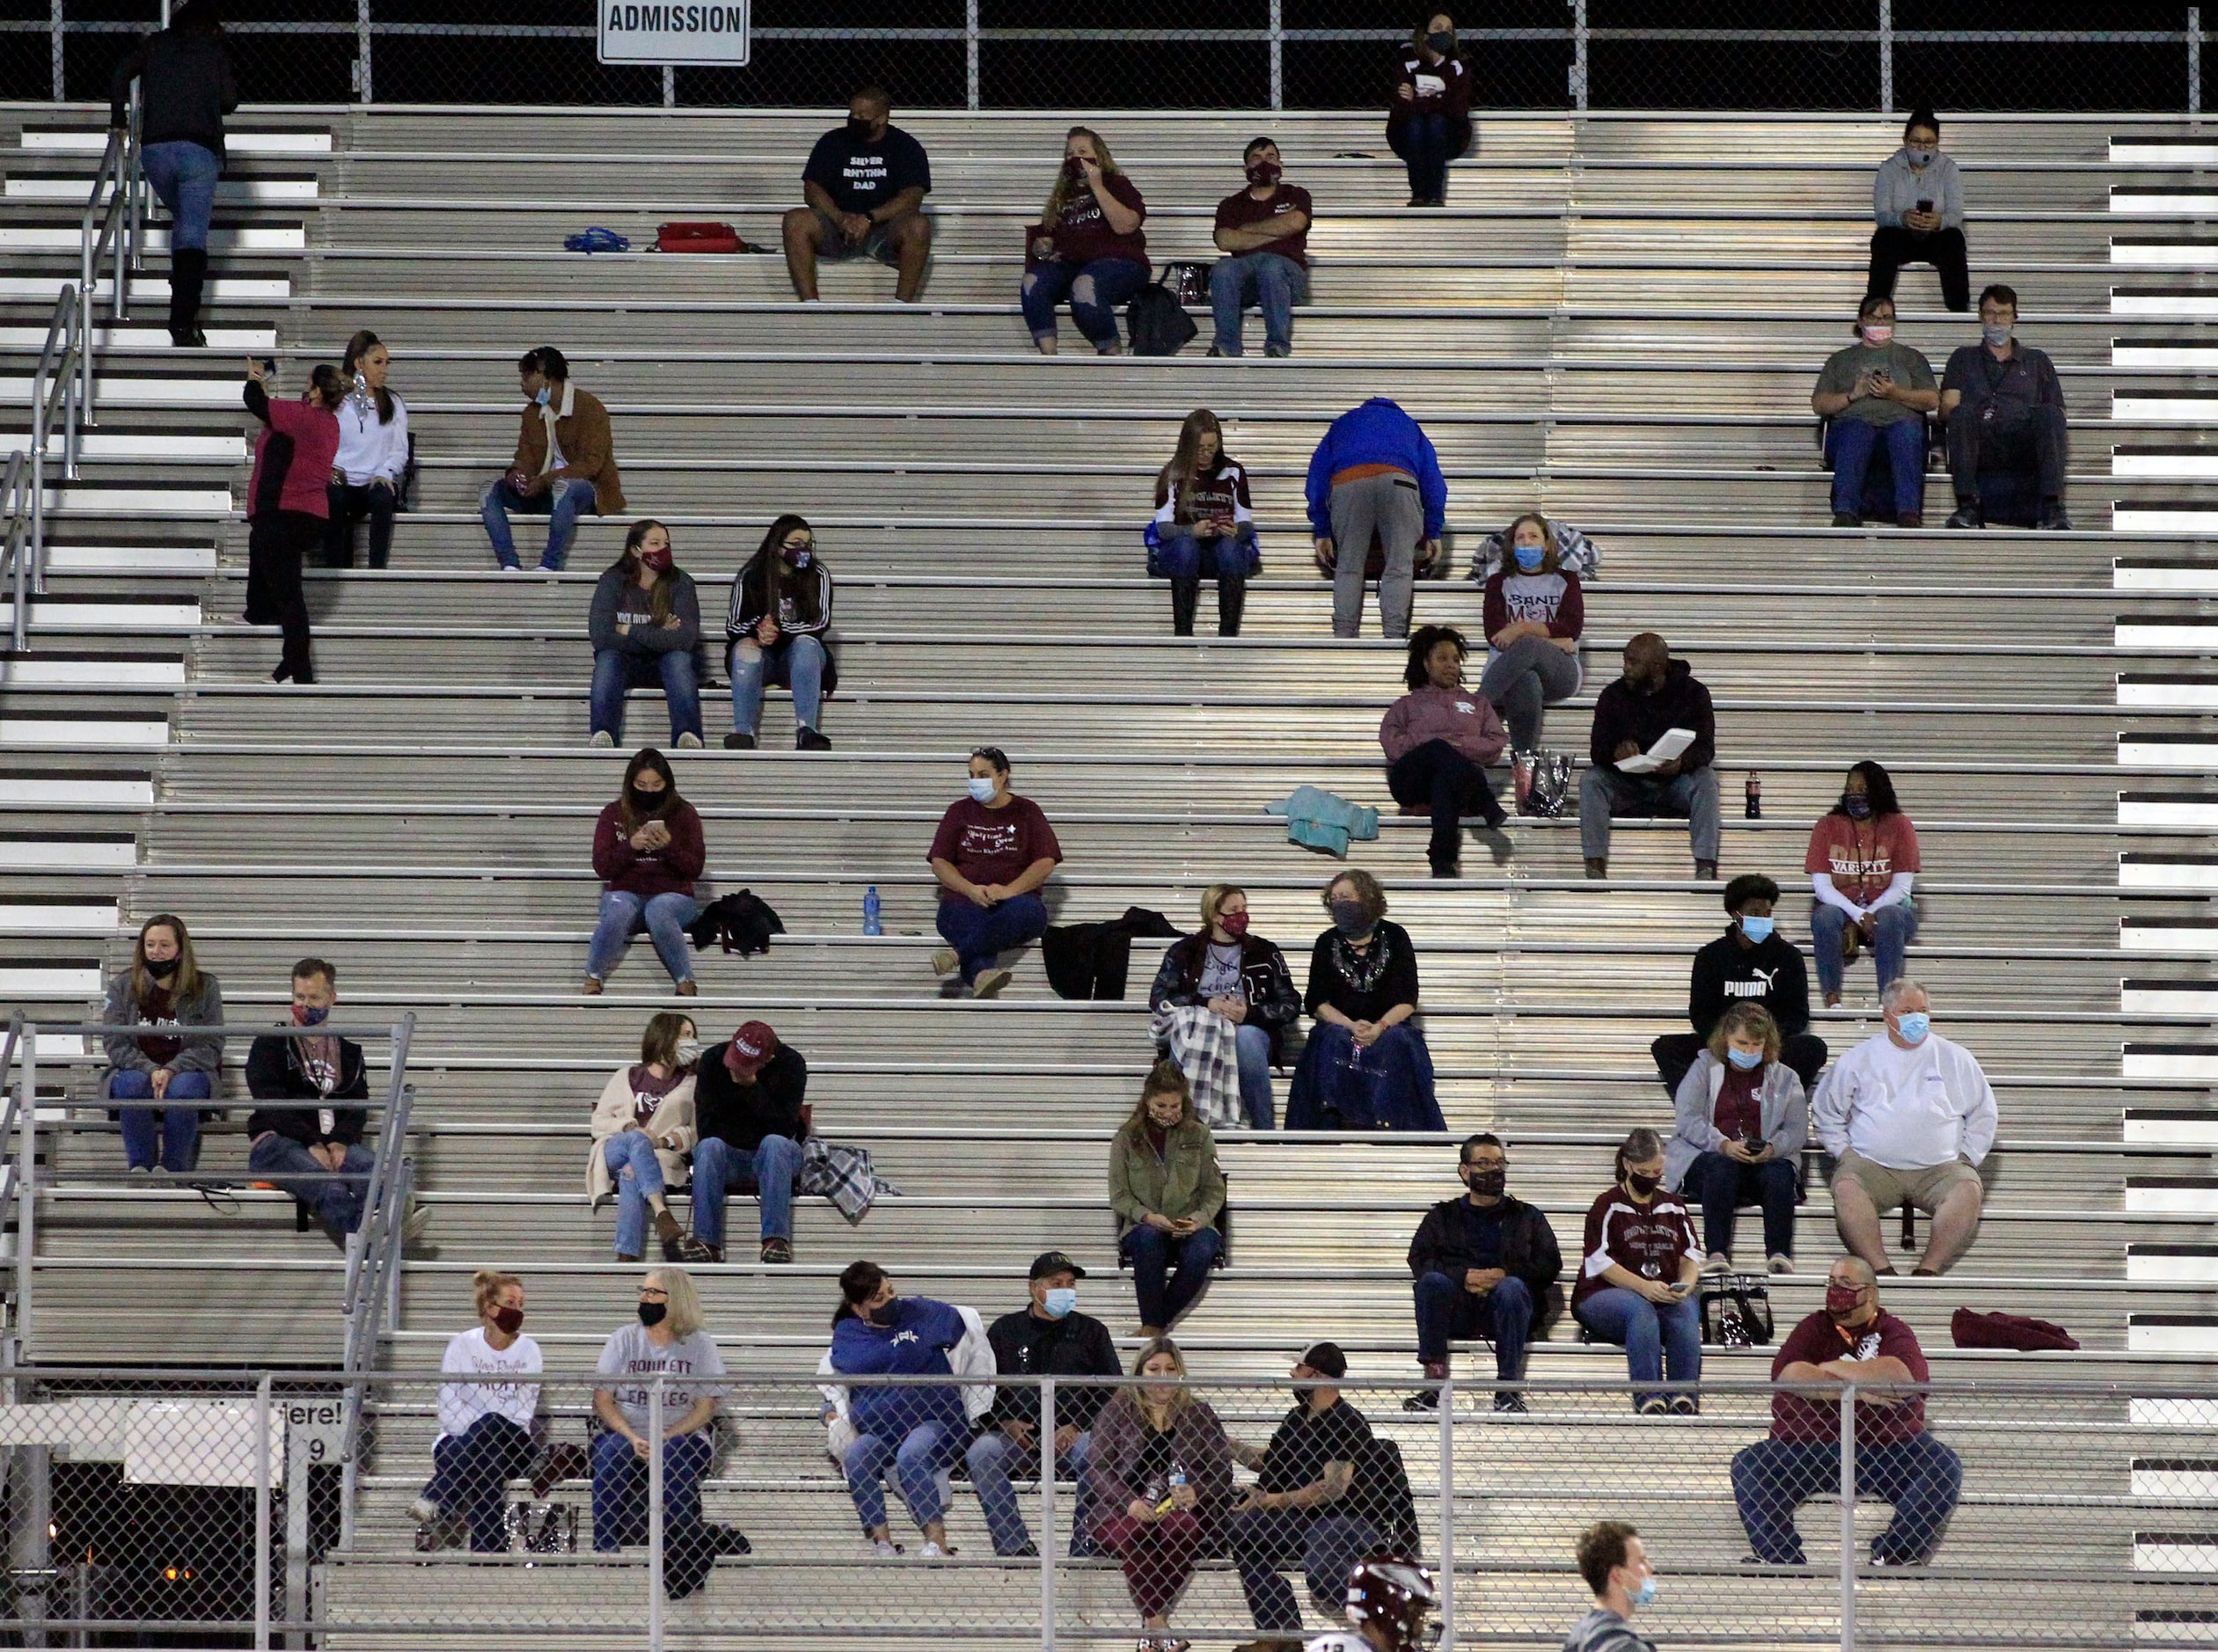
[594,1324,727,1433]
[1198,941,1246,999]
[1816,340,1936,427]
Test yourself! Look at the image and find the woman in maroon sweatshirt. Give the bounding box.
[1378,624,1509,878]
[244,358,345,683]
[585,748,706,995]
[1387,15,1473,207]
[1020,125,1149,355]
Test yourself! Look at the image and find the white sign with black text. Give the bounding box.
[597,0,751,66]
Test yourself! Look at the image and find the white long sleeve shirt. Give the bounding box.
[332,391,409,486]
[1812,1030,1996,1170]
[436,1327,543,1440]
[1812,869,1914,920]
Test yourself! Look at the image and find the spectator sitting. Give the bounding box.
[926,745,1062,999]
[107,0,234,347]
[1286,871,1443,1132]
[585,748,705,996]
[1813,294,1938,529]
[102,912,222,1174]
[829,1261,968,1559]
[1940,283,2070,530]
[725,514,836,751]
[1866,108,1967,313]
[1226,1341,1383,1648]
[1579,632,1719,881]
[1307,398,1446,640]
[1730,1257,1963,1567]
[245,957,379,1248]
[1807,760,1921,1009]
[966,1249,1122,1558]
[481,347,624,573]
[1209,136,1313,359]
[1813,981,1993,1276]
[1387,15,1471,207]
[1110,1062,1227,1337]
[243,357,344,686]
[1565,1521,1662,1652]
[785,86,932,304]
[1087,1336,1234,1649]
[1023,126,1148,355]
[684,1020,806,1266]
[323,330,408,569]
[590,1268,727,1553]
[1665,1002,1808,1276]
[1479,512,1584,803]
[1572,1129,1703,1415]
[1380,624,1511,879]
[1152,409,1260,638]
[589,520,704,750]
[1651,873,1827,1098]
[1148,882,1301,1131]
[412,1270,542,1553]
[588,1011,699,1263]
[1404,1132,1563,1413]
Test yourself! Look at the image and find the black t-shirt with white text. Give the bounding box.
[804,123,933,216]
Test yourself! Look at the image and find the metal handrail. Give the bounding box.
[79,100,142,332]
[0,451,29,653]
[2,271,92,654]
[336,1012,418,1548]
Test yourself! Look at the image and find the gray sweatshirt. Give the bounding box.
[101,968,224,1078]
[1563,1609,1658,1652]
[1873,147,1963,230]
[589,567,701,655]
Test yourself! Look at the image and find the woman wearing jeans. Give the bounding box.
[1109,1063,1226,1336]
[414,1271,542,1553]
[585,749,705,995]
[1805,760,1921,1007]
[1665,1002,1807,1276]
[107,0,234,346]
[827,1261,969,1560]
[588,1011,700,1261]
[1151,409,1260,638]
[101,913,223,1173]
[1021,127,1149,355]
[589,520,704,749]
[726,514,836,750]
[1573,1128,1704,1414]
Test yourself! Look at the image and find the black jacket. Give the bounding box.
[1043,907,1181,1001]
[1687,925,1812,1039]
[245,1033,369,1146]
[692,1046,808,1153]
[1406,1192,1564,1326]
[109,28,238,160]
[984,1307,1123,1432]
[1587,657,1716,775]
[1148,930,1302,1062]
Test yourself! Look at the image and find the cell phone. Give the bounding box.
[1914,198,1933,214]
[257,356,278,376]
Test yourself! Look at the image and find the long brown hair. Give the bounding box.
[1160,409,1231,523]
[617,747,680,833]
[1042,125,1124,226]
[640,1011,696,1070]
[129,913,201,1008]
[744,515,824,629]
[1118,1059,1196,1142]
[1503,511,1561,574]
[611,520,681,628]
[340,328,395,425]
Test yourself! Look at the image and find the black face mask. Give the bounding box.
[1463,1167,1506,1198]
[629,784,667,815]
[846,116,878,143]
[1426,29,1455,53]
[143,956,179,982]
[865,1297,899,1327]
[637,1299,668,1328]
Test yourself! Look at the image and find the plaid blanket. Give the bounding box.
[1151,1004,1242,1129]
[799,1136,903,1224]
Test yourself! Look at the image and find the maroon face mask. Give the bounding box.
[1219,910,1250,938]
[1825,1284,1863,1319]
[490,1304,524,1335]
[640,545,674,572]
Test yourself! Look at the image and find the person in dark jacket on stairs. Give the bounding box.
[109,0,236,347]
[684,1021,806,1265]
[1404,1134,1562,1413]
[245,957,377,1247]
[1578,633,1719,881]
[1650,874,1826,1097]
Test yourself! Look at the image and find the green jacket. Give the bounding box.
[1109,1116,1226,1230]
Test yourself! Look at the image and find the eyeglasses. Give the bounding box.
[639,1287,669,1299]
[781,538,814,552]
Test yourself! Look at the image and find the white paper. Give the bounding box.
[1614,727,1695,775]
[1414,72,1446,95]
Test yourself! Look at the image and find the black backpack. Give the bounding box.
[1353,1434,1421,1553]
[1127,280,1197,356]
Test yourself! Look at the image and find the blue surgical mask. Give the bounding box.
[966,777,997,804]
[1893,1012,1930,1044]
[1043,1287,1078,1318]
[1981,322,2012,348]
[1727,1045,1765,1071]
[1329,899,1369,937]
[1512,543,1544,573]
[534,386,551,406]
[1631,1575,1658,1608]
[1739,915,1775,944]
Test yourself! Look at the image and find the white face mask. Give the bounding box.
[1860,323,1894,345]
[673,1038,702,1066]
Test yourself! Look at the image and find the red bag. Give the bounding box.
[656,221,741,254]
[1951,1306,2080,1352]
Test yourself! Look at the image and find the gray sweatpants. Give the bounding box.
[1477,635,1583,750]
[1329,470,1425,638]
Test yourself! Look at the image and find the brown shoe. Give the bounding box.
[675,1234,721,1264]
[582,977,604,996]
[654,1210,684,1250]
[760,1236,793,1264]
[1896,510,1923,529]
[674,980,698,997]
[1585,858,1607,880]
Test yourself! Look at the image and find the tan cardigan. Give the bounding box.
[586,1068,697,1200]
[511,382,626,515]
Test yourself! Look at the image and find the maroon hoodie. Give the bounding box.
[1379,683,1508,767]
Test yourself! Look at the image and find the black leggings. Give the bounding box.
[323,479,395,568]
[1387,738,1504,871]
[245,509,320,680]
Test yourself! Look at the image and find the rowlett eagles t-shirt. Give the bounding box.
[803,123,933,216]
[926,795,1063,900]
[594,1324,727,1435]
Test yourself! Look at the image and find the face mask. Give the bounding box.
[1826,1283,1863,1318]
[1463,1166,1506,1197]
[1631,1575,1658,1608]
[1727,1045,1765,1071]
[1860,324,1894,345]
[1739,914,1775,944]
[1893,1011,1930,1045]
[780,543,812,567]
[1245,160,1282,187]
[490,1305,524,1335]
[637,1299,668,1328]
[846,116,877,143]
[1426,29,1454,52]
[639,545,673,572]
[293,1004,331,1027]
[1043,1287,1078,1319]
[533,386,550,406]
[1842,793,1872,820]
[144,956,179,982]
[1329,899,1369,936]
[1626,1170,1662,1197]
[1218,910,1250,939]
[629,784,667,814]
[1906,147,1935,166]
[1512,542,1545,572]
[1981,322,2012,347]
[966,776,997,804]
[865,1298,899,1327]
[673,1038,703,1066]
[1065,155,1088,181]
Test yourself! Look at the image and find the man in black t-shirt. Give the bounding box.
[782,85,933,303]
[1227,1343,1383,1648]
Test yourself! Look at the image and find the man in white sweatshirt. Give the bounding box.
[1812,979,1995,1276]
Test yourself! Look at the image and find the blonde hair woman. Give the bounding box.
[590,1268,728,1552]
[1150,409,1259,636]
[414,1270,543,1552]
[100,912,223,1173]
[1146,883,1299,1129]
[1021,125,1150,355]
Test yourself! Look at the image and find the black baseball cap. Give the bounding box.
[1029,1250,1087,1281]
[1298,1341,1348,1380]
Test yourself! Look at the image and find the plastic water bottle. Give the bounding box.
[862,886,882,936]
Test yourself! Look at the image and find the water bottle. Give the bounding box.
[862,885,882,937]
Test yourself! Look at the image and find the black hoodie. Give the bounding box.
[1687,924,1812,1039]
[109,28,238,161]
[1587,656,1716,775]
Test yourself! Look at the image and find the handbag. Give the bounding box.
[562,226,632,254]
[1160,260,1211,306]
[656,221,740,253]
[1523,750,1573,818]
[1698,1273,1775,1346]
[503,1501,578,1553]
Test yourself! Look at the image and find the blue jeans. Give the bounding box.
[1573,1286,1703,1408]
[1387,113,1457,201]
[586,890,701,987]
[425,1414,535,1553]
[1209,252,1307,355]
[247,1133,376,1239]
[1021,257,1150,350]
[1231,1507,1382,1633]
[934,892,1049,984]
[1810,900,1918,999]
[590,647,702,746]
[589,1425,712,1551]
[1119,1222,1222,1329]
[603,1129,670,1259]
[141,140,219,252]
[1151,525,1260,582]
[1687,1151,1798,1261]
[1829,416,1926,520]
[729,633,826,737]
[690,1133,801,1250]
[1233,1022,1275,1130]
[1731,1434,1964,1565]
[844,1422,961,1533]
[1412,1269,1534,1377]
[481,476,597,570]
[109,1067,209,1172]
[963,1427,1094,1556]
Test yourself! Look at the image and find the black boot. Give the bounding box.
[1216,577,1246,637]
[1169,577,1198,636]
[168,247,208,347]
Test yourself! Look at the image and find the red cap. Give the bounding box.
[726,1020,778,1078]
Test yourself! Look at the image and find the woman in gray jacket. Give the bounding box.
[1664,1001,1806,1275]
[588,519,704,749]
[101,913,223,1173]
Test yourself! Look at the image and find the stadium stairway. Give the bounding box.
[4,106,2218,1648]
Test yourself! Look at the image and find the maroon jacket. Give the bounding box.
[245,382,340,520]
[592,797,705,900]
[1379,684,1508,768]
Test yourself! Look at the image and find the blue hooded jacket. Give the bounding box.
[831,1296,969,1437]
[1304,398,1447,540]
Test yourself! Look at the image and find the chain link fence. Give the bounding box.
[0,1,2211,110]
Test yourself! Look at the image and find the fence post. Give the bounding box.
[2192,7,2203,117]
[1877,0,1893,115]
[48,0,61,103]
[965,0,980,111]
[356,0,372,103]
[14,1027,35,1350]
[1434,1371,1455,1645]
[1567,0,1587,112]
[1268,0,1283,112]
[1838,1385,1857,1651]
[254,1374,273,1652]
[648,1378,664,1652]
[10,1442,50,1649]
[662,66,675,107]
[1038,1378,1056,1652]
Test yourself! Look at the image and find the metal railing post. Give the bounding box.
[1568,0,1588,112]
[253,1374,273,1652]
[2192,7,2203,117]
[48,0,61,101]
[1268,0,1283,112]
[1435,1371,1455,1645]
[356,0,373,103]
[648,1378,665,1651]
[1878,0,1893,115]
[1839,1385,1857,1651]
[1038,1378,1056,1652]
[965,0,980,111]
[15,1027,35,1350]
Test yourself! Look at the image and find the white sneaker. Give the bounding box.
[1702,1253,1731,1275]
[498,564,521,574]
[675,732,702,749]
[873,1539,903,1559]
[1768,1254,1795,1274]
[589,730,614,748]
[919,1541,946,1560]
[410,1495,441,1524]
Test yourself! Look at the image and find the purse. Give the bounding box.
[1160,260,1211,306]
[656,221,741,254]
[1698,1273,1775,1346]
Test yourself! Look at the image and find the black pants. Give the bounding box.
[324,480,395,568]
[1866,225,1969,312]
[1944,403,2068,507]
[245,509,320,680]
[1387,738,1504,872]
[1651,1030,1827,1099]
